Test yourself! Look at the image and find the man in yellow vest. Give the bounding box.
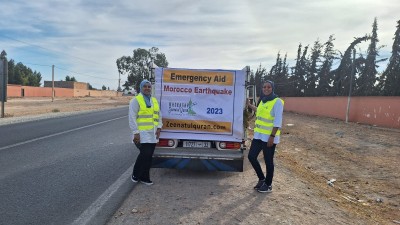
[129,80,162,185]
[247,80,284,193]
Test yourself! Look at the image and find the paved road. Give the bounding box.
[0,107,136,225]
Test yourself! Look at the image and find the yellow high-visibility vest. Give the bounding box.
[254,98,284,136]
[135,93,160,131]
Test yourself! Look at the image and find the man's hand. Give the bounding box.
[133,133,140,144]
[267,136,274,147]
[156,128,161,139]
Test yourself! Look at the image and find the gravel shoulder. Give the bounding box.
[0,96,131,126]
[107,112,399,225]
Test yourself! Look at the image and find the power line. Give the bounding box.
[0,34,111,67]
[23,63,53,68]
[55,66,118,81]
[2,35,121,85]
[22,63,118,81]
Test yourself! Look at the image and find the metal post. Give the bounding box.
[149,59,155,95]
[346,49,356,123]
[118,72,121,92]
[52,65,54,102]
[1,59,6,118]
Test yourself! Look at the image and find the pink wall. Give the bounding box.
[6,85,22,97]
[283,96,400,129]
[21,86,73,97]
[350,97,400,129]
[53,87,74,97]
[6,84,121,97]
[22,86,53,97]
[6,84,399,129]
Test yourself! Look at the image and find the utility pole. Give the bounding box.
[346,49,356,123]
[149,58,155,95]
[118,72,121,92]
[52,65,54,102]
[1,58,8,118]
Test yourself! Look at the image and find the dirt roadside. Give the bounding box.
[2,97,399,224]
[0,96,131,118]
[106,112,399,225]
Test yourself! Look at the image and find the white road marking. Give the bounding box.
[70,166,133,225]
[0,116,127,151]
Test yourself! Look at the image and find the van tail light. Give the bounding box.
[157,139,177,148]
[217,142,241,150]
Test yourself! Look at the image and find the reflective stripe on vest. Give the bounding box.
[254,98,284,136]
[135,93,160,131]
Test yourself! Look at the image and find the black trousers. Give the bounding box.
[248,139,276,186]
[132,143,156,181]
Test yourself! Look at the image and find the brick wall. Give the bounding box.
[283,96,400,129]
[43,81,88,90]
[6,84,119,98]
[6,84,22,97]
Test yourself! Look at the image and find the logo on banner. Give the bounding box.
[168,99,197,116]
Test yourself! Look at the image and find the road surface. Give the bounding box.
[0,107,135,225]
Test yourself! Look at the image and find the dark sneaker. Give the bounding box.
[254,180,265,189]
[140,180,153,186]
[131,175,139,183]
[257,183,272,193]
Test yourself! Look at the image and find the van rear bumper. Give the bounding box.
[152,148,244,172]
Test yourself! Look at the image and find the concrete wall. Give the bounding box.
[43,81,88,90]
[6,84,22,97]
[22,86,53,97]
[53,87,74,97]
[6,84,120,98]
[73,89,120,97]
[283,96,400,129]
[5,84,398,128]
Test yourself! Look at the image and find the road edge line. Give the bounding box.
[70,166,134,225]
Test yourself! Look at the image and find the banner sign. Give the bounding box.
[155,68,245,142]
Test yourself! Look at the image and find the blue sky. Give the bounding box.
[1,0,399,90]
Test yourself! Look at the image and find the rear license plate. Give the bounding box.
[183,141,211,148]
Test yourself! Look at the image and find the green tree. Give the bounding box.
[317,35,336,96]
[331,36,370,96]
[306,40,322,96]
[254,64,266,98]
[292,44,309,96]
[355,18,381,96]
[116,47,168,92]
[7,59,16,84]
[28,71,42,86]
[65,76,77,81]
[275,53,290,97]
[379,20,400,96]
[7,62,42,86]
[102,85,107,90]
[10,61,42,86]
[267,52,289,96]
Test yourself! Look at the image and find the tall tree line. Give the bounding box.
[259,18,400,97]
[0,50,42,87]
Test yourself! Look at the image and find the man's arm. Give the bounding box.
[129,98,140,142]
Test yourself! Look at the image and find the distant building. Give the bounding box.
[43,81,88,90]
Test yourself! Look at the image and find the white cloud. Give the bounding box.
[1,0,399,90]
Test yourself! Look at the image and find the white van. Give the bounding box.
[123,88,137,96]
[150,66,251,172]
